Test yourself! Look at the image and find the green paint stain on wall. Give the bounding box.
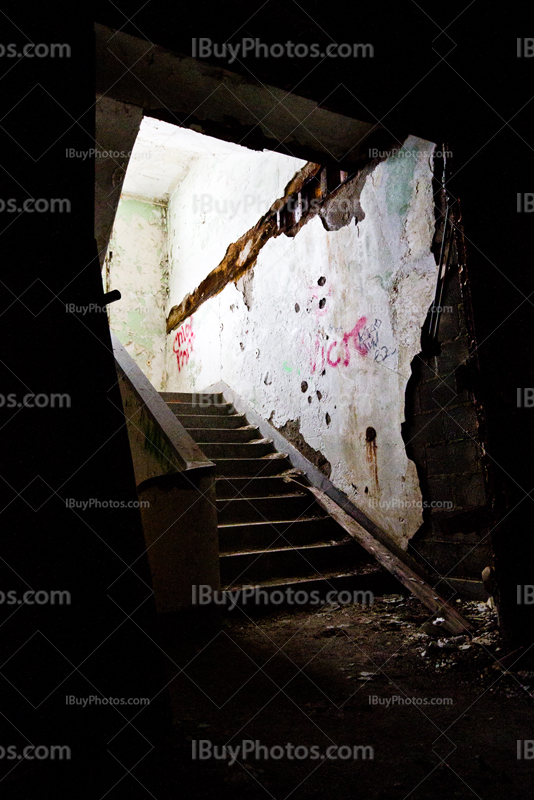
[117,198,162,227]
[385,145,418,218]
[283,361,293,373]
[126,310,146,333]
[123,311,161,352]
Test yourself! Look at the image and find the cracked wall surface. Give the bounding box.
[163,135,439,549]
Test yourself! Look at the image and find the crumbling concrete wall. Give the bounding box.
[106,197,169,389]
[403,262,490,579]
[164,136,439,549]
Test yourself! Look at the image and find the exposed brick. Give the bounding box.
[427,475,454,506]
[452,472,487,509]
[407,440,426,470]
[405,411,444,447]
[419,375,458,413]
[439,507,489,535]
[441,267,463,306]
[412,386,421,415]
[418,355,439,384]
[426,439,480,476]
[413,539,491,579]
[436,335,470,377]
[457,303,468,336]
[442,404,479,441]
[436,304,459,342]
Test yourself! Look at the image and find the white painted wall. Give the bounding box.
[164,147,304,388]
[108,121,438,549]
[164,136,438,549]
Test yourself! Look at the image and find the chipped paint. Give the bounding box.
[162,135,439,548]
[105,198,169,389]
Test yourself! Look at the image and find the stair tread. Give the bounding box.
[194,426,260,431]
[221,565,381,592]
[217,492,306,501]
[198,439,265,444]
[176,415,242,419]
[213,456,288,460]
[220,540,351,556]
[218,516,330,528]
[163,391,363,592]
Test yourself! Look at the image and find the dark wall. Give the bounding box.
[0,6,167,797]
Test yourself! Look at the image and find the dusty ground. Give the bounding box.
[153,594,534,799]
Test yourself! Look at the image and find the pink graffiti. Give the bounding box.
[310,316,395,373]
[326,316,367,368]
[173,316,194,372]
[311,337,325,374]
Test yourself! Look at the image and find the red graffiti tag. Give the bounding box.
[311,316,395,373]
[326,316,367,368]
[173,316,194,372]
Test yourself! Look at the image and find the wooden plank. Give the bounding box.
[291,480,474,636]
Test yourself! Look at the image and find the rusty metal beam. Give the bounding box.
[166,162,322,333]
[165,146,398,333]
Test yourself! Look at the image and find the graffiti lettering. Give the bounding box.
[311,316,396,372]
[358,318,380,355]
[374,345,396,363]
[326,340,341,367]
[173,316,194,372]
[326,316,367,368]
[311,337,325,373]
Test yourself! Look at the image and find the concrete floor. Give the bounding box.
[149,595,534,799]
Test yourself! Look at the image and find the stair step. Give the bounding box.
[161,391,367,598]
[201,441,275,459]
[168,402,234,416]
[220,539,365,586]
[159,392,224,405]
[218,517,347,552]
[212,457,293,477]
[179,414,249,429]
[216,476,303,499]
[221,567,395,607]
[187,427,261,444]
[217,494,324,525]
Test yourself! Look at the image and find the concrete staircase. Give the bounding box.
[160,391,386,602]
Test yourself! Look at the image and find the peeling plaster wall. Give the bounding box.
[106,198,169,389]
[164,136,438,549]
[165,149,304,387]
[166,151,304,306]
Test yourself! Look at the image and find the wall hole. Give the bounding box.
[366,426,377,442]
